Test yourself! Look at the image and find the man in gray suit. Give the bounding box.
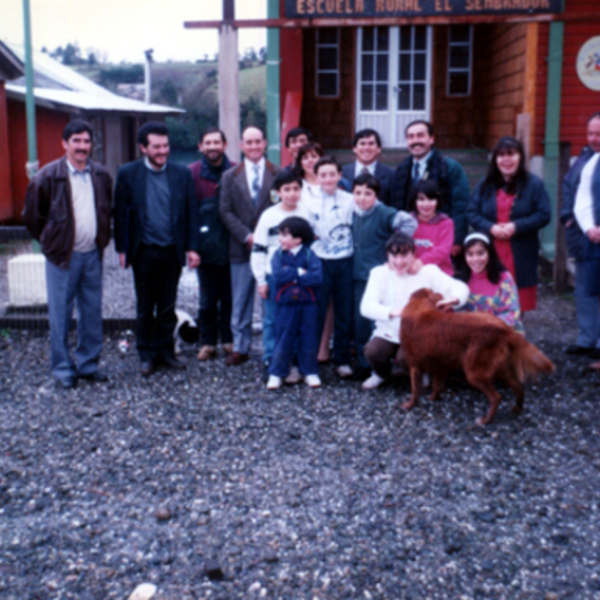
[219,126,282,366]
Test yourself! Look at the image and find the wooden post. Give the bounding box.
[219,0,240,163]
[553,141,571,294]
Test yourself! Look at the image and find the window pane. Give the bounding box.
[413,83,425,109]
[362,54,373,81]
[376,54,388,81]
[361,84,373,110]
[398,85,410,110]
[376,84,388,110]
[318,47,337,70]
[377,27,389,51]
[399,54,411,81]
[449,46,470,69]
[363,27,374,51]
[319,28,338,45]
[449,72,469,95]
[318,73,337,96]
[414,26,427,50]
[450,25,470,43]
[399,27,411,51]
[414,53,426,81]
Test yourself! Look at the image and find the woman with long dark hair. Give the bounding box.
[466,136,551,312]
[455,232,523,333]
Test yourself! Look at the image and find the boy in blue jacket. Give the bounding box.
[267,217,323,390]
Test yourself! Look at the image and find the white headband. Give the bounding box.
[464,232,490,246]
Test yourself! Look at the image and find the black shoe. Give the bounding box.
[163,357,186,370]
[57,376,77,390]
[590,348,600,360]
[262,361,271,384]
[565,344,592,356]
[140,361,155,377]
[78,370,108,382]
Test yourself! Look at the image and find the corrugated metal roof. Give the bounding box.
[3,42,183,115]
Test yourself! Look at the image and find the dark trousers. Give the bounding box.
[364,337,404,379]
[270,303,319,377]
[353,279,373,369]
[318,257,353,365]
[197,263,233,346]
[132,243,181,362]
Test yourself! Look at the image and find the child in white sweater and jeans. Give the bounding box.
[360,231,469,390]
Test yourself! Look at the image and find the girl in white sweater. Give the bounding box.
[360,232,469,390]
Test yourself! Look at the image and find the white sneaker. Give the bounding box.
[336,364,354,378]
[266,375,282,390]
[284,366,302,384]
[361,373,384,390]
[304,374,322,388]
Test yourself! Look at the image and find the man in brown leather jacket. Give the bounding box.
[23,119,113,389]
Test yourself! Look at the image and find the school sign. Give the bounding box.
[285,0,562,18]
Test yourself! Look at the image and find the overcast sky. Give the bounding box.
[1,0,267,63]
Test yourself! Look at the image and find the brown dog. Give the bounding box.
[400,288,554,425]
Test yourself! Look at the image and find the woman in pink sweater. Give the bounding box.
[410,180,454,275]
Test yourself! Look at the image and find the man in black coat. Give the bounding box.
[390,120,470,256]
[560,112,600,359]
[341,128,394,205]
[114,122,200,376]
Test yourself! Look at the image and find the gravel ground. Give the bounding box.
[1,284,600,600]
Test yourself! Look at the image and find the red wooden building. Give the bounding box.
[0,42,182,224]
[267,0,599,255]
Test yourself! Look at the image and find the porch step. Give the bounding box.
[329,147,489,191]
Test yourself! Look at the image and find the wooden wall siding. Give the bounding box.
[558,19,600,155]
[7,100,68,221]
[301,28,355,151]
[471,23,528,151]
[533,22,549,156]
[432,27,477,150]
[534,0,600,156]
[0,83,13,221]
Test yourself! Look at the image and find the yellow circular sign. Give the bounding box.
[577,36,600,92]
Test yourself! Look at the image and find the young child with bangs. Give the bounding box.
[352,173,417,375]
[267,217,323,390]
[410,179,454,276]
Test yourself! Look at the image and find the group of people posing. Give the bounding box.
[24,112,600,390]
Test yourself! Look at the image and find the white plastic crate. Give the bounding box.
[8,254,47,306]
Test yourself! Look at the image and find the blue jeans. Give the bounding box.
[575,258,600,348]
[46,249,103,383]
[262,274,277,364]
[270,303,319,377]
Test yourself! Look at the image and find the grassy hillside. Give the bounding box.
[72,62,266,150]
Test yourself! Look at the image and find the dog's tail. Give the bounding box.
[511,337,554,383]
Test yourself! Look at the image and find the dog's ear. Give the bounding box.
[178,322,200,344]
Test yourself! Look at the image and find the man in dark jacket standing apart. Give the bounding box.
[23,119,113,389]
[560,111,600,359]
[219,126,281,366]
[189,127,235,361]
[390,120,470,255]
[114,121,200,377]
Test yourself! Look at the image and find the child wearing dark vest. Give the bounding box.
[267,217,323,390]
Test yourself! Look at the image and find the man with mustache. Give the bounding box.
[189,127,235,361]
[390,120,469,256]
[23,119,113,389]
[114,121,200,377]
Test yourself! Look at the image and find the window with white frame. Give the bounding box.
[360,27,389,111]
[316,28,339,98]
[447,25,472,96]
